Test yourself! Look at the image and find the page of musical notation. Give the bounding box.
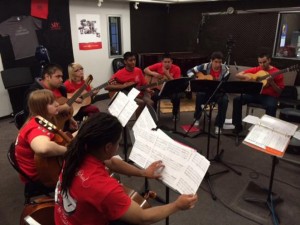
[108,92,128,118]
[108,90,138,127]
[132,107,157,134]
[130,126,210,195]
[244,125,290,153]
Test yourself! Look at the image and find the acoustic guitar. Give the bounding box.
[34,116,72,188]
[145,73,168,90]
[108,79,167,98]
[195,72,214,80]
[55,75,93,129]
[69,78,117,116]
[245,64,299,87]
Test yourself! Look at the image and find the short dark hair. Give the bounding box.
[211,51,224,61]
[258,53,270,59]
[123,51,136,60]
[162,53,172,60]
[41,63,63,79]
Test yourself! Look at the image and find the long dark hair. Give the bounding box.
[61,112,122,195]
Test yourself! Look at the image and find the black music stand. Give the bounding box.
[210,81,263,176]
[158,78,191,132]
[186,80,229,200]
[243,156,282,225]
[222,81,263,145]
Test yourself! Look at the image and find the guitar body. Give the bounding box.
[20,197,55,225]
[245,65,300,87]
[67,92,92,116]
[246,70,270,87]
[196,72,214,80]
[34,155,62,188]
[54,96,74,129]
[34,118,73,188]
[145,74,166,90]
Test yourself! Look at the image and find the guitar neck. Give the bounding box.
[66,75,93,105]
[81,82,107,99]
[66,83,88,106]
[138,80,166,91]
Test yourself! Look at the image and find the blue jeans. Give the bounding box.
[194,92,228,128]
[232,94,278,127]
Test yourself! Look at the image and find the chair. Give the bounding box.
[14,110,27,129]
[7,142,53,204]
[278,85,300,109]
[112,58,125,73]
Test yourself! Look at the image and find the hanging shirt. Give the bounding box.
[0,16,42,60]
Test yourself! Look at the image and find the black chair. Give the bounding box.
[14,110,27,129]
[112,58,125,73]
[7,142,53,204]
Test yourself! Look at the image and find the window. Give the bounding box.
[108,16,122,57]
[273,11,300,60]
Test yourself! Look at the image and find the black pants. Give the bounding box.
[151,89,180,116]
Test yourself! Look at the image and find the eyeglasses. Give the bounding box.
[74,67,84,72]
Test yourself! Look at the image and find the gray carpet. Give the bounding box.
[1,95,300,225]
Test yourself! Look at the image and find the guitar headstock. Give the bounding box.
[85,74,93,86]
[35,116,59,134]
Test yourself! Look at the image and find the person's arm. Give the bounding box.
[104,157,164,179]
[120,194,198,224]
[187,65,201,78]
[235,70,252,81]
[30,135,67,157]
[266,76,282,95]
[144,66,162,79]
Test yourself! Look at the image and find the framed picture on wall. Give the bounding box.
[76,14,102,50]
[273,11,300,60]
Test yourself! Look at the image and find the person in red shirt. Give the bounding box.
[106,52,153,117]
[144,53,181,119]
[15,89,67,185]
[64,62,100,122]
[24,63,78,131]
[232,53,284,133]
[55,112,198,225]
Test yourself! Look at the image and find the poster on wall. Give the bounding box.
[76,14,102,50]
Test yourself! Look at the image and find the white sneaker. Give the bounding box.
[215,126,222,135]
[194,120,200,126]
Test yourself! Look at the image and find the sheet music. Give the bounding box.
[243,114,298,156]
[108,92,128,118]
[118,100,138,127]
[127,87,140,100]
[130,127,210,195]
[108,91,138,127]
[132,107,157,134]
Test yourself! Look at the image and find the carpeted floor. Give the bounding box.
[1,95,300,225]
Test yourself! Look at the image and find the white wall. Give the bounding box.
[0,54,13,117]
[69,0,131,94]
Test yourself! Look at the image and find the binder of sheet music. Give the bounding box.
[242,114,298,157]
[108,88,140,127]
[130,107,210,195]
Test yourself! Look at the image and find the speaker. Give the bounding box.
[1,67,33,89]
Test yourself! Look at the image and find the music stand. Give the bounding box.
[222,81,263,145]
[158,78,191,132]
[243,156,282,225]
[186,80,230,200]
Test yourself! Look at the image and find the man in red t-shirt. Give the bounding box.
[106,52,153,117]
[144,53,181,119]
[232,53,284,133]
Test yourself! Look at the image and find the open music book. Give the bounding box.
[130,107,210,195]
[108,88,140,127]
[242,114,298,157]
